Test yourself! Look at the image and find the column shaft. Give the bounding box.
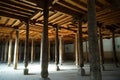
[75,33,79,66]
[87,0,102,80]
[78,20,84,68]
[4,40,8,62]
[24,21,29,75]
[99,27,105,70]
[1,41,4,62]
[40,0,49,78]
[112,32,118,67]
[31,39,34,63]
[13,30,19,69]
[59,36,63,65]
[55,25,60,71]
[8,36,12,66]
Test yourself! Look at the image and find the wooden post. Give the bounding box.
[112,31,118,67]
[55,24,60,71]
[1,41,4,62]
[40,0,49,78]
[8,34,13,66]
[75,33,79,66]
[48,40,51,62]
[99,27,105,70]
[13,29,19,69]
[4,40,8,62]
[78,20,85,76]
[87,0,102,80]
[59,36,63,65]
[24,21,29,75]
[85,41,89,62]
[31,39,34,63]
[19,42,22,61]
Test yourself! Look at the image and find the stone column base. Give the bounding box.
[24,68,29,75]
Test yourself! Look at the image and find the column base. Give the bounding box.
[24,68,29,75]
[41,77,51,80]
[78,67,85,76]
[56,65,60,71]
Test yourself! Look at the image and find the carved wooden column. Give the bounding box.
[24,21,29,75]
[59,36,63,65]
[99,27,105,70]
[55,24,60,71]
[40,0,49,78]
[13,28,19,69]
[8,34,13,66]
[78,19,85,76]
[112,31,118,67]
[31,39,34,63]
[75,33,79,66]
[87,0,102,80]
[4,40,8,62]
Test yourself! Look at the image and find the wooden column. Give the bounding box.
[59,36,63,65]
[75,33,79,66]
[8,34,13,66]
[99,27,105,70]
[48,40,51,62]
[55,24,60,71]
[13,29,19,69]
[85,41,89,62]
[31,39,34,63]
[1,41,4,62]
[78,20,85,76]
[19,42,22,61]
[112,31,118,67]
[24,21,29,75]
[4,40,8,62]
[40,0,49,78]
[87,0,102,80]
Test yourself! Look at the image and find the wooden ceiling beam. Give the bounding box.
[64,0,87,11]
[0,0,39,11]
[0,11,28,21]
[0,6,32,16]
[27,0,83,17]
[57,0,86,14]
[51,3,83,17]
[0,2,34,13]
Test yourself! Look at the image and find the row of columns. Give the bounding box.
[0,0,119,80]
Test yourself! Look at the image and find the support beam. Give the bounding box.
[99,27,105,70]
[40,0,49,78]
[8,34,13,66]
[55,24,60,71]
[31,39,34,63]
[112,31,118,67]
[78,20,85,76]
[87,0,102,80]
[13,29,19,69]
[24,21,29,75]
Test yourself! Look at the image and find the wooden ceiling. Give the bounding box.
[0,0,120,43]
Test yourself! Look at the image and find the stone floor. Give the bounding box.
[0,61,120,80]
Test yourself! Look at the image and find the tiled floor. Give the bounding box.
[0,62,120,80]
